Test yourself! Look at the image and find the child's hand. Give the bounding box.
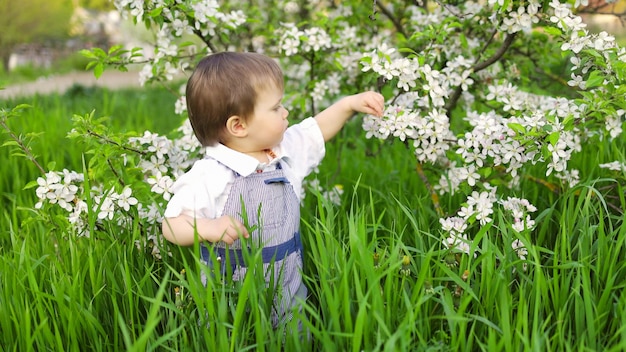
[206,215,250,245]
[348,91,385,117]
[314,90,386,141]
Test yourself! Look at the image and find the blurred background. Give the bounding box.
[0,0,149,87]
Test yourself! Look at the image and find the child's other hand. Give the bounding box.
[207,215,250,245]
[349,91,385,117]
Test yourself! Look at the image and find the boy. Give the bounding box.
[162,51,384,325]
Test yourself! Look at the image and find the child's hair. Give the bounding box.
[185,52,285,146]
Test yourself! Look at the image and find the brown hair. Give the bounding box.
[185,52,284,146]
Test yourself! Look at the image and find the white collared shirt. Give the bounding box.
[163,117,325,219]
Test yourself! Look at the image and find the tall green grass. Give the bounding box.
[1,89,625,350]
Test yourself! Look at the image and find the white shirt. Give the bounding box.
[163,117,325,219]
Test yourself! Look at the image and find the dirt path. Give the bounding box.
[0,70,142,100]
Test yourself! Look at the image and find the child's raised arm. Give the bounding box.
[314,91,385,142]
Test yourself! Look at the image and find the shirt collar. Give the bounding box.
[204,143,292,176]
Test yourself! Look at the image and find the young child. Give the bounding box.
[162,52,384,326]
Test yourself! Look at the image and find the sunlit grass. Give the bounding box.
[1,89,625,350]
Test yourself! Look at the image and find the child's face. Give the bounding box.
[246,85,289,150]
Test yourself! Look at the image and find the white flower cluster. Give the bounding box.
[33,116,202,250]
[93,186,139,221]
[500,197,537,233]
[605,109,625,139]
[440,216,471,255]
[441,193,537,261]
[361,44,421,93]
[278,23,332,56]
[34,169,143,237]
[35,169,84,212]
[365,77,587,195]
[129,127,201,201]
[115,0,246,85]
[599,161,626,172]
[113,0,148,22]
[549,0,625,80]
[511,239,528,263]
[363,104,455,166]
[440,188,498,255]
[361,0,624,201]
[311,72,342,104]
[500,2,540,34]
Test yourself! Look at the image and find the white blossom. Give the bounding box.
[114,187,138,211]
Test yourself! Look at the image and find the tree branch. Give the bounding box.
[376,1,408,39]
[473,32,517,73]
[192,28,218,53]
[444,32,517,113]
[86,129,147,156]
[577,0,626,19]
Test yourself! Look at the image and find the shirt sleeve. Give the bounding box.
[279,117,326,182]
[163,158,232,219]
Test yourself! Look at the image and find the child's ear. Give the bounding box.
[225,115,248,138]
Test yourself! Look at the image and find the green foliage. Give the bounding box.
[81,46,144,78]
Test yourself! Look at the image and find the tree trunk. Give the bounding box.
[1,50,11,73]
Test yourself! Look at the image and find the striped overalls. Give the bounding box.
[200,163,306,326]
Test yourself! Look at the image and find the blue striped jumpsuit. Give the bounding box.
[200,162,306,326]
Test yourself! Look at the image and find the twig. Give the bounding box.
[376,1,408,39]
[0,108,46,175]
[107,159,126,187]
[433,0,472,19]
[444,32,517,113]
[192,28,218,53]
[308,52,317,115]
[473,33,518,73]
[86,129,147,155]
[416,162,444,217]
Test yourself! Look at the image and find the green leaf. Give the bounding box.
[482,167,492,178]
[547,131,560,146]
[85,61,98,70]
[459,32,468,50]
[13,104,31,110]
[79,49,97,59]
[507,122,526,135]
[562,115,574,129]
[543,27,562,36]
[92,47,107,58]
[149,7,163,17]
[23,180,39,190]
[2,140,20,147]
[94,63,105,79]
[585,70,604,89]
[108,44,124,55]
